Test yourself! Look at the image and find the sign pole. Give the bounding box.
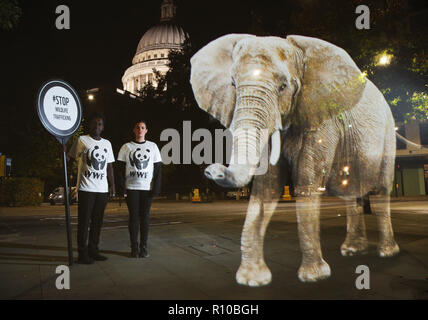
[62,141,74,266]
[37,79,82,267]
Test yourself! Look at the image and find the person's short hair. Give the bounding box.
[87,112,105,126]
[134,120,148,129]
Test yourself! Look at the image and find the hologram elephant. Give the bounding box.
[190,34,400,286]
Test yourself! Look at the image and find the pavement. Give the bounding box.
[0,198,427,300]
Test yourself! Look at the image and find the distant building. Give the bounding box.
[122,0,187,94]
[394,120,428,196]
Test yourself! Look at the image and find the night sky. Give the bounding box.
[1,0,426,190]
[1,0,427,143]
[1,0,281,102]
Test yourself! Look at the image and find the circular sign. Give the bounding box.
[37,80,82,138]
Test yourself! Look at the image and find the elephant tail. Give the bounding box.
[395,132,427,149]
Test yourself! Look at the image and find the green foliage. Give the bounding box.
[10,121,84,200]
[409,91,428,120]
[262,0,428,122]
[162,37,197,111]
[0,177,44,206]
[0,0,22,30]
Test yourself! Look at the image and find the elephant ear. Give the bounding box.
[190,34,254,128]
[286,35,366,128]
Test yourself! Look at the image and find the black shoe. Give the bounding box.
[89,251,108,261]
[131,246,139,258]
[78,253,95,265]
[139,246,149,258]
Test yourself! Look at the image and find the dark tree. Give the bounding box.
[0,0,22,30]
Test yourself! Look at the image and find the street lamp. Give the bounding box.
[86,88,99,101]
[377,53,393,66]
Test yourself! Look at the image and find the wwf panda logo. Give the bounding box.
[129,148,150,170]
[86,146,107,170]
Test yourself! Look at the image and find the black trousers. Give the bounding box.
[126,190,153,248]
[77,190,108,254]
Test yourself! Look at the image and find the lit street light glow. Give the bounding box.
[378,53,393,66]
[88,94,94,101]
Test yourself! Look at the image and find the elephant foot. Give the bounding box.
[236,261,272,287]
[298,259,331,283]
[378,241,400,257]
[340,238,368,256]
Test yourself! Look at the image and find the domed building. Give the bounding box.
[122,0,187,94]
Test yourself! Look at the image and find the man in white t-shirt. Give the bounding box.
[68,113,115,264]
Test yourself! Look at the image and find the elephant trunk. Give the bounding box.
[205,84,280,188]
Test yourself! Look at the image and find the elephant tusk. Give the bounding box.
[269,130,281,166]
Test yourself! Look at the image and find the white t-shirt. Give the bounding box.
[117,141,162,190]
[68,135,115,193]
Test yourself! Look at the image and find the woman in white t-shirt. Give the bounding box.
[68,113,115,264]
[117,120,162,258]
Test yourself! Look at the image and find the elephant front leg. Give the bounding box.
[341,197,368,256]
[295,194,331,282]
[236,176,277,287]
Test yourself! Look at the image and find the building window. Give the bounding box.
[148,55,151,59]
[420,123,428,146]
[161,53,165,58]
[154,54,158,58]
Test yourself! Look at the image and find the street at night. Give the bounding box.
[1,0,428,308]
[1,198,427,299]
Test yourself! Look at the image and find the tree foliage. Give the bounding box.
[136,37,225,193]
[249,0,428,122]
[0,0,22,30]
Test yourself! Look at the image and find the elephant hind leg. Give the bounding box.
[370,193,399,257]
[370,130,399,257]
[341,197,368,256]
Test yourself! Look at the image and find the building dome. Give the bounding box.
[135,23,186,55]
[122,0,187,94]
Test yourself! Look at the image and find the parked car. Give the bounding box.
[48,186,77,205]
[226,190,238,199]
[226,188,250,199]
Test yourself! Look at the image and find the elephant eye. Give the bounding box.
[279,83,287,92]
[231,78,236,88]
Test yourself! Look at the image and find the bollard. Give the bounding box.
[192,188,201,202]
[282,186,292,201]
